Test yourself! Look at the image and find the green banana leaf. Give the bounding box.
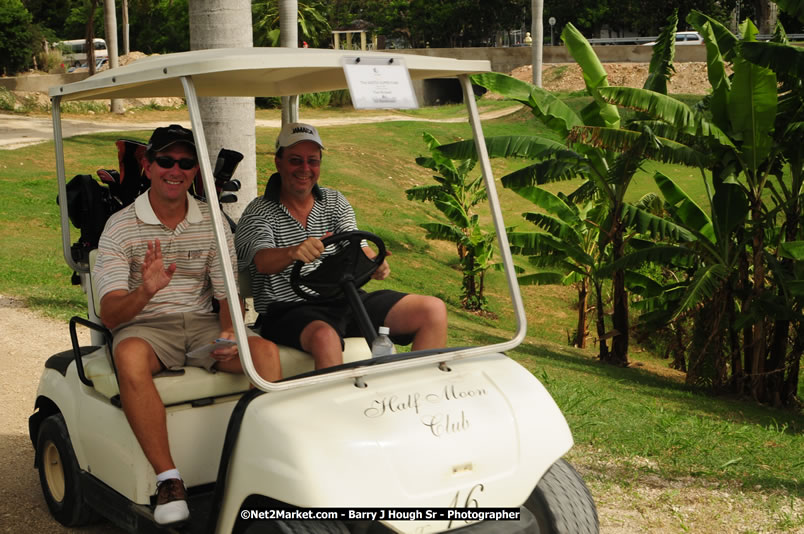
[728,20,778,172]
[517,272,568,286]
[569,125,708,168]
[500,153,590,189]
[561,23,620,129]
[597,86,733,148]
[509,186,581,226]
[643,10,678,95]
[698,21,731,129]
[780,241,804,260]
[470,72,584,137]
[687,10,739,62]
[620,202,694,242]
[673,263,732,320]
[774,0,804,23]
[711,182,749,245]
[419,222,464,244]
[437,135,567,161]
[740,40,804,83]
[653,171,715,244]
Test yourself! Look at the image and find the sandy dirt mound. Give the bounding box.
[512,62,715,94]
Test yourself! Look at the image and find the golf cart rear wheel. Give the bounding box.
[525,459,599,534]
[36,414,98,526]
[245,519,350,534]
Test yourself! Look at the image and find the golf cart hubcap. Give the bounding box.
[43,441,66,502]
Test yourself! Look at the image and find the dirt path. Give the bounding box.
[0,297,120,534]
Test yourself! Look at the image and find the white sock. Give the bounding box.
[156,469,181,484]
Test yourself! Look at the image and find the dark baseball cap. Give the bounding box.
[146,124,195,154]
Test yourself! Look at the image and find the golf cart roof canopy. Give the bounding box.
[49,47,491,101]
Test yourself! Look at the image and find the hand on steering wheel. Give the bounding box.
[289,231,386,301]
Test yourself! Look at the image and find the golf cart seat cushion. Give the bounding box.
[82,339,370,403]
[86,249,371,403]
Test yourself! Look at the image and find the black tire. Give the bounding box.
[524,459,599,534]
[244,519,350,534]
[36,414,98,526]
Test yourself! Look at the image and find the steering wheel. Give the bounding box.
[290,231,386,301]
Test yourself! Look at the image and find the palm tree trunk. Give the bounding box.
[671,320,686,372]
[530,0,543,87]
[189,0,257,222]
[728,292,743,395]
[750,201,766,401]
[783,333,802,405]
[594,279,609,361]
[737,228,752,394]
[84,0,98,75]
[280,0,299,124]
[121,0,129,55]
[575,279,588,348]
[103,0,123,114]
[610,214,629,366]
[769,181,802,406]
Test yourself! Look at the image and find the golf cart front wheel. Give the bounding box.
[36,413,98,526]
[525,459,599,534]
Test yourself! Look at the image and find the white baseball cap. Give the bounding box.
[275,122,325,151]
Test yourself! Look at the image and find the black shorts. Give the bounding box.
[258,289,414,350]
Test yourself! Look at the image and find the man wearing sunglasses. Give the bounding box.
[93,124,280,526]
[235,122,447,371]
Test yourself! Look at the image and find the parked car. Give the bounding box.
[643,31,703,46]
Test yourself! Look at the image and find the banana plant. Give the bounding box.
[604,172,750,387]
[406,132,494,311]
[685,12,780,399]
[592,12,801,402]
[506,189,606,351]
[739,26,804,404]
[441,23,642,365]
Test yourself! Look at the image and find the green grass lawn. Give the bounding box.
[1,101,802,530]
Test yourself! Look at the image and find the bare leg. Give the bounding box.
[215,336,282,381]
[114,337,174,474]
[299,320,344,369]
[384,295,447,350]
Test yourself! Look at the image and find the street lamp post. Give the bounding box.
[549,17,556,46]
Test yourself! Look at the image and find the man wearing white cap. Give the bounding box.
[236,122,447,370]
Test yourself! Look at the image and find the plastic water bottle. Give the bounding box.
[371,326,396,357]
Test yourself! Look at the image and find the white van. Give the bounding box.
[54,38,108,67]
[643,31,703,46]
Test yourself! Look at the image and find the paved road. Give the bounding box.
[0,106,521,150]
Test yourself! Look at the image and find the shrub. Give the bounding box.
[37,49,66,73]
[0,87,15,111]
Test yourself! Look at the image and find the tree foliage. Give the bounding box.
[0,0,34,75]
[253,0,331,48]
[543,0,737,38]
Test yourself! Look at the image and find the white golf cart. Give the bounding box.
[30,48,598,534]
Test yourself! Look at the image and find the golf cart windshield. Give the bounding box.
[50,47,527,392]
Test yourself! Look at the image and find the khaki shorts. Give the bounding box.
[112,312,259,371]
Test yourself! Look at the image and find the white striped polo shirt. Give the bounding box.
[235,173,358,314]
[94,191,236,319]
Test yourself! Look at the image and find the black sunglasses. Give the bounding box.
[154,156,197,170]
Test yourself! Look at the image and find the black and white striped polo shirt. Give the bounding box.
[235,173,358,313]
